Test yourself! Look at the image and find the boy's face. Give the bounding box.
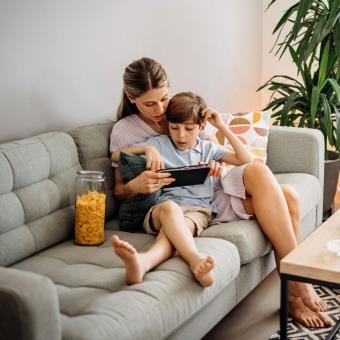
[168,119,204,150]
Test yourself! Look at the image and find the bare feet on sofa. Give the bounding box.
[190,255,215,287]
[289,281,328,312]
[112,235,147,285]
[288,296,332,328]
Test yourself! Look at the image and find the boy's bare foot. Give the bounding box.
[288,296,333,328]
[111,235,146,285]
[289,281,328,312]
[190,256,215,287]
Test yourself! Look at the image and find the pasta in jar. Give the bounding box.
[74,171,106,246]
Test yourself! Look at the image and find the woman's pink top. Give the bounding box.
[110,114,215,154]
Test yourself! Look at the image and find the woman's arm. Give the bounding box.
[112,144,174,200]
[114,167,175,200]
[203,108,253,165]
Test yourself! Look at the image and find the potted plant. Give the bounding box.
[259,0,340,217]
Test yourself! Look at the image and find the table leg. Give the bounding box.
[325,319,340,340]
[280,276,288,340]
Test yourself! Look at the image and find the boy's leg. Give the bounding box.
[112,227,173,285]
[242,163,331,327]
[151,201,215,287]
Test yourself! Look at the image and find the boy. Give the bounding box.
[111,92,252,287]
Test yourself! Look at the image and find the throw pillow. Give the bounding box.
[218,110,271,163]
[118,152,160,232]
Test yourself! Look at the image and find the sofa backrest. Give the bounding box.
[0,132,81,267]
[65,120,117,220]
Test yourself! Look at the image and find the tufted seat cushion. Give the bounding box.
[12,230,240,340]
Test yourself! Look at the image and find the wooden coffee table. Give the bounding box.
[280,209,340,339]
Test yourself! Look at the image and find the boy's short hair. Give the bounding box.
[165,92,207,125]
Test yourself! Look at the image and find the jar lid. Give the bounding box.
[77,170,105,180]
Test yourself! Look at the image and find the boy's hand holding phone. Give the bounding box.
[145,146,165,171]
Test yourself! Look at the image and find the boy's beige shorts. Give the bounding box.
[143,204,212,236]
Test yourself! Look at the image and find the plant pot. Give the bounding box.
[323,150,340,217]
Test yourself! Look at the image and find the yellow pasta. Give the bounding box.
[74,191,106,245]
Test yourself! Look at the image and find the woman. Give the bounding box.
[110,57,331,328]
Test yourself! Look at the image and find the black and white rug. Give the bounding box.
[270,286,340,339]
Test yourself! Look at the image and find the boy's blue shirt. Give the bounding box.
[136,135,227,212]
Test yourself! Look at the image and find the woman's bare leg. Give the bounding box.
[242,163,331,327]
[281,185,328,312]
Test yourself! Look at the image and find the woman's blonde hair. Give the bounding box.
[117,57,169,120]
[165,92,207,125]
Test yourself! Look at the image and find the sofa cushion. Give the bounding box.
[201,172,321,264]
[220,110,271,163]
[12,229,240,340]
[119,152,161,232]
[65,121,117,221]
[0,132,81,266]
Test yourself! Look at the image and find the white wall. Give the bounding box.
[261,0,298,108]
[0,1,264,143]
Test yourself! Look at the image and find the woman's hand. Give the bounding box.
[202,108,224,130]
[128,170,175,194]
[145,146,164,171]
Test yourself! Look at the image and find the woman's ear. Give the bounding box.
[126,93,135,104]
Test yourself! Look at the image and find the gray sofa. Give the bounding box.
[0,121,324,340]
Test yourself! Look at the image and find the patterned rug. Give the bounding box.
[270,286,340,339]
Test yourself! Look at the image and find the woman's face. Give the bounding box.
[133,86,170,124]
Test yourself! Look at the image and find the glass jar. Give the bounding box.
[74,170,106,245]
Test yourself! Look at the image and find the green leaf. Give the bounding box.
[273,3,299,34]
[266,0,278,11]
[289,45,303,71]
[292,0,313,39]
[323,78,340,103]
[310,86,321,127]
[320,0,340,41]
[318,39,330,87]
[334,18,340,59]
[280,92,299,125]
[305,1,340,59]
[319,115,327,155]
[321,94,335,147]
[331,103,340,152]
[304,16,326,60]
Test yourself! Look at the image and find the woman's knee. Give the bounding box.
[245,163,272,179]
[243,162,274,190]
[281,185,300,215]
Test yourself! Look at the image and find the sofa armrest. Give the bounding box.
[267,125,324,180]
[0,267,61,340]
[267,125,324,225]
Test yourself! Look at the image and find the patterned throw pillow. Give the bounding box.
[118,152,160,232]
[218,110,272,163]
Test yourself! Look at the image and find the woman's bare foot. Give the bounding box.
[288,296,333,328]
[190,256,215,287]
[289,281,328,312]
[111,235,147,285]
